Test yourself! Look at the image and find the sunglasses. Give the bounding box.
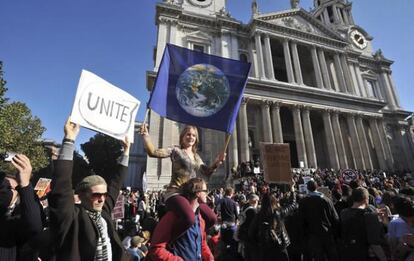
[90,192,108,199]
[198,189,208,193]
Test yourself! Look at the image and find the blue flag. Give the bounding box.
[148,44,251,133]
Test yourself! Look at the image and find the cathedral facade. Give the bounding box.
[144,0,414,189]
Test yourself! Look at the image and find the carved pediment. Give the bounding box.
[184,30,213,43]
[256,9,345,42]
[272,16,323,35]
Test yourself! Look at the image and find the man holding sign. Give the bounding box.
[48,118,131,261]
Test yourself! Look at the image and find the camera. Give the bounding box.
[0,152,17,162]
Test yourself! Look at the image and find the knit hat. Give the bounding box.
[75,175,107,193]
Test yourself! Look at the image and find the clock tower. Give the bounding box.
[312,0,372,54]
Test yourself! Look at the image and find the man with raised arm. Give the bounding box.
[0,154,43,260]
[48,118,131,261]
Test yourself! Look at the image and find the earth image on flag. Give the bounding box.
[176,64,230,117]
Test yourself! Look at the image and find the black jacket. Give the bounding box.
[0,181,43,260]
[48,157,129,261]
[299,192,339,237]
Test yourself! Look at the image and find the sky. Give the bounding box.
[1,0,413,148]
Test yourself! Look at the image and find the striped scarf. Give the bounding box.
[86,210,108,261]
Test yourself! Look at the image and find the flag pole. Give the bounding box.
[223,133,232,153]
[143,108,150,125]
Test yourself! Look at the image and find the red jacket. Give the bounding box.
[147,210,214,261]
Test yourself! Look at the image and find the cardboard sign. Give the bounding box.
[71,70,140,142]
[112,194,125,220]
[259,142,292,184]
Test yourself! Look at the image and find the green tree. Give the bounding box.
[81,133,123,181]
[0,62,48,174]
[0,102,49,173]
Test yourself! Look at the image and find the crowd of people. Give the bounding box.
[1,119,414,261]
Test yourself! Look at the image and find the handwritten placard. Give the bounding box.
[259,142,292,184]
[71,70,140,142]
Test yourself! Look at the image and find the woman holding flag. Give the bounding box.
[140,124,225,232]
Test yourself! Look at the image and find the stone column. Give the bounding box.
[271,102,284,143]
[263,34,275,80]
[332,5,340,23]
[169,21,177,44]
[401,126,414,171]
[261,100,273,143]
[322,110,340,169]
[346,114,365,169]
[323,9,330,24]
[248,40,257,77]
[354,63,367,97]
[342,9,350,25]
[395,126,411,170]
[332,111,348,169]
[291,41,303,85]
[368,117,387,170]
[333,53,347,93]
[229,124,239,171]
[254,33,266,79]
[377,119,394,169]
[348,63,361,96]
[387,72,402,108]
[302,107,317,168]
[146,111,163,189]
[380,70,397,110]
[404,126,414,170]
[318,48,332,90]
[311,46,323,88]
[230,33,239,60]
[292,106,308,168]
[340,54,355,94]
[356,115,373,170]
[283,39,295,83]
[155,21,168,69]
[239,98,250,162]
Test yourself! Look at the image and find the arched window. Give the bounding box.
[239,53,248,63]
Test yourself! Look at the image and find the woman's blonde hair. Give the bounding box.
[179,125,199,154]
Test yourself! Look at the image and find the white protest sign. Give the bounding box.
[71,70,140,142]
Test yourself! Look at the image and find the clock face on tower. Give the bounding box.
[349,29,368,50]
[188,0,213,8]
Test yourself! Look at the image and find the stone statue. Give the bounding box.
[291,0,300,9]
[252,0,259,15]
